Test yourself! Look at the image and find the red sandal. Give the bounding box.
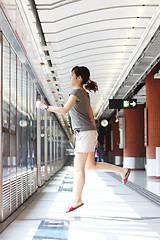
[122,169,131,184]
[65,203,84,213]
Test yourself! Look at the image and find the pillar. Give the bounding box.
[112,114,123,165]
[123,104,145,169]
[146,63,160,178]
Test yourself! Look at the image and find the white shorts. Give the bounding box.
[75,130,98,153]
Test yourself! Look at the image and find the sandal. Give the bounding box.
[65,203,84,213]
[122,169,131,184]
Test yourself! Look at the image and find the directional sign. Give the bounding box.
[123,99,137,109]
[109,99,137,109]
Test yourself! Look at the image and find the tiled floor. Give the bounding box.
[1,165,160,240]
[129,170,160,197]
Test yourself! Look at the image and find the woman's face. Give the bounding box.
[70,70,78,87]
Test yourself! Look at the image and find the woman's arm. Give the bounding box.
[36,95,78,115]
[89,106,96,126]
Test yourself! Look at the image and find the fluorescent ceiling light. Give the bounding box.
[132,73,141,76]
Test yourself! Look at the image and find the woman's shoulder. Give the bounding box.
[69,88,90,101]
[71,88,88,94]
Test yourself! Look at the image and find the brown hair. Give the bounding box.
[72,66,98,93]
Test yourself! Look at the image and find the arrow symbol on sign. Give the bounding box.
[130,101,137,107]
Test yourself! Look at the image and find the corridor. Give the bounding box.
[1,161,160,240]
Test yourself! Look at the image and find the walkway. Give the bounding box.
[1,163,160,240]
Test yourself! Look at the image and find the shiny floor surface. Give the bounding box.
[1,165,160,240]
[129,170,160,197]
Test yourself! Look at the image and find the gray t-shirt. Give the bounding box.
[69,88,96,132]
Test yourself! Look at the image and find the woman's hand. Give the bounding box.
[36,100,45,110]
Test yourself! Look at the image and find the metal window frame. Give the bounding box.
[0,31,3,222]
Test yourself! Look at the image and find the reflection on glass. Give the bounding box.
[33,87,37,169]
[52,119,55,173]
[10,48,17,177]
[47,113,50,177]
[1,33,72,201]
[41,111,45,166]
[17,59,22,174]
[30,80,36,170]
[2,35,37,181]
[27,76,31,170]
[3,36,10,181]
[58,127,61,161]
[55,125,57,161]
[22,69,27,171]
[47,114,50,165]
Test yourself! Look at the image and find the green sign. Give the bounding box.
[109,99,137,109]
[123,99,137,109]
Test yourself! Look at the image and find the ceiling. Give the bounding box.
[16,0,160,121]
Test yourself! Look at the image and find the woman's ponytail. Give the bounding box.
[85,79,98,93]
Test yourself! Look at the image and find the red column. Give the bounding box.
[146,63,160,177]
[123,104,145,169]
[112,114,123,165]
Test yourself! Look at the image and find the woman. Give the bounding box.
[36,66,130,213]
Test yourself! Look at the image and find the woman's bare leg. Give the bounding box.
[72,152,88,207]
[85,152,128,179]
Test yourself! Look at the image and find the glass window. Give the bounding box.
[1,31,70,186]
[30,80,36,170]
[52,119,55,171]
[2,37,10,181]
[26,75,31,170]
[17,59,23,174]
[32,87,37,169]
[41,111,45,167]
[10,48,17,178]
[47,113,50,165]
[58,126,61,160]
[21,68,28,171]
[55,125,58,161]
